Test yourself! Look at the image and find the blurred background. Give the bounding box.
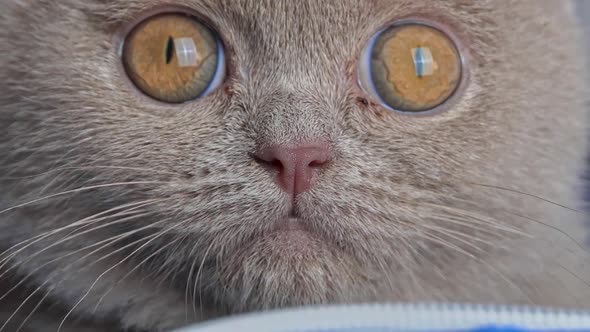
[580,0,590,66]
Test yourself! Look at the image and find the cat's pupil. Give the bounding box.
[165,36,174,64]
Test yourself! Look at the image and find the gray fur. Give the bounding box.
[0,1,589,331]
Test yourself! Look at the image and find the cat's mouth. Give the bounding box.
[267,216,317,241]
[264,203,316,235]
[270,216,309,233]
[254,215,324,254]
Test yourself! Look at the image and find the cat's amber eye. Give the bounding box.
[359,22,463,113]
[122,14,225,103]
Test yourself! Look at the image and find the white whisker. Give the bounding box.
[467,182,589,215]
[0,199,164,269]
[1,165,177,181]
[0,282,49,332]
[195,239,216,318]
[0,181,165,216]
[417,231,476,259]
[185,242,201,321]
[0,212,159,304]
[0,208,162,279]
[91,237,182,314]
[57,225,179,332]
[15,287,53,332]
[421,202,526,236]
[507,210,588,253]
[422,226,487,256]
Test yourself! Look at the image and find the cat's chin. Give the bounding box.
[250,217,326,260]
[271,217,309,232]
[203,218,372,313]
[261,217,319,253]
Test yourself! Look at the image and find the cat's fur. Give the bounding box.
[1,0,590,331]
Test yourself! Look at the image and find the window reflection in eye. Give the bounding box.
[122,13,225,104]
[359,21,463,113]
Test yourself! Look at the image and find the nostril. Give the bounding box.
[251,152,285,171]
[300,144,332,169]
[269,158,284,171]
[309,159,327,168]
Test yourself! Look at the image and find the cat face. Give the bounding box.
[0,0,589,329]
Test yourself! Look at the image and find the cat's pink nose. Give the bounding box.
[255,142,332,198]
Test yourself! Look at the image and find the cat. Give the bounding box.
[1,0,590,331]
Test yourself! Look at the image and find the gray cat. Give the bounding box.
[1,1,589,331]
